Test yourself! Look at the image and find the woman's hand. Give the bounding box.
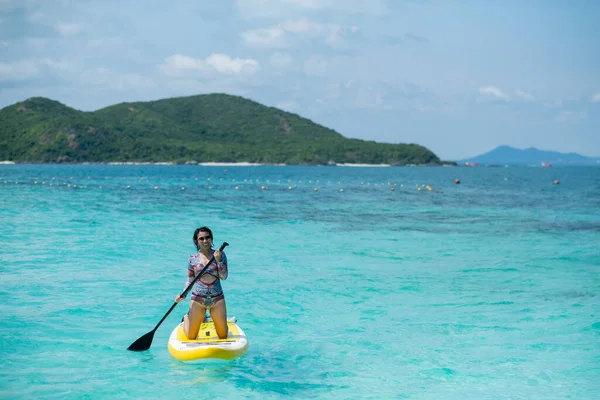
[175,294,185,303]
[214,250,222,262]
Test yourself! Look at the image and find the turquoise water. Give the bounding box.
[1,164,599,399]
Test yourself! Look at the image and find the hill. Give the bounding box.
[0,94,443,165]
[461,145,600,166]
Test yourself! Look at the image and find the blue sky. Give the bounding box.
[1,0,599,160]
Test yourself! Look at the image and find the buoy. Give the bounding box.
[455,179,460,184]
[313,188,318,192]
[553,180,560,185]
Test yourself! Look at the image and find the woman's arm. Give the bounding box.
[182,256,196,294]
[217,252,228,280]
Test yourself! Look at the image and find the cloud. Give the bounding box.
[55,22,84,36]
[303,55,328,76]
[0,59,39,81]
[591,92,600,103]
[276,101,296,111]
[515,89,534,101]
[269,52,292,68]
[240,28,287,48]
[405,33,428,43]
[82,67,157,91]
[236,0,387,18]
[478,86,509,100]
[160,53,260,77]
[41,58,74,72]
[555,110,586,123]
[241,18,360,51]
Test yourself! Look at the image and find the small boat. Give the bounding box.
[541,162,552,167]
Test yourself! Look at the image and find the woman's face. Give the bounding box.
[196,232,212,249]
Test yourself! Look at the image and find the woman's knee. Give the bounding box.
[216,325,228,339]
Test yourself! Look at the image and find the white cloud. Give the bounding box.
[555,110,586,123]
[353,85,384,109]
[236,0,386,18]
[0,60,39,81]
[55,22,84,36]
[41,58,75,72]
[416,104,433,112]
[515,89,534,101]
[269,52,292,68]
[240,28,287,48]
[241,19,351,49]
[82,67,156,91]
[160,53,260,77]
[28,11,44,23]
[276,101,296,111]
[207,54,259,74]
[303,55,328,76]
[591,92,600,103]
[478,86,509,100]
[279,18,318,33]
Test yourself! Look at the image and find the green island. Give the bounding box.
[0,94,452,166]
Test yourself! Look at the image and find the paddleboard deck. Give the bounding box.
[167,316,248,362]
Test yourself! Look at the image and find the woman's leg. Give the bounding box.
[184,300,206,340]
[209,298,228,339]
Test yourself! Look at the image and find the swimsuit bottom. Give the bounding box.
[191,292,224,310]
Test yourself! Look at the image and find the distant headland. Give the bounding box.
[460,145,600,166]
[0,94,454,166]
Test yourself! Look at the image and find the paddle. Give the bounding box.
[127,241,229,351]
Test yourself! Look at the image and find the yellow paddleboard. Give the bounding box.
[167,317,248,362]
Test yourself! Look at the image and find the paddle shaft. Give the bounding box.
[150,242,229,333]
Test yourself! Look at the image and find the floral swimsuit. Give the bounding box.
[184,250,228,310]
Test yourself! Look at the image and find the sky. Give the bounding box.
[1,0,599,160]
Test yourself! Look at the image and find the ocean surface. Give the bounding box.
[1,164,599,399]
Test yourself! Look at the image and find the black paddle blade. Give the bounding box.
[127,330,155,352]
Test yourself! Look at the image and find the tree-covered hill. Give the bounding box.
[0,94,443,165]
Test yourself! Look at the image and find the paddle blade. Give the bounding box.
[127,330,155,352]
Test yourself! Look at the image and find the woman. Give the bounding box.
[175,227,229,340]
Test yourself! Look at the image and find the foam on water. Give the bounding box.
[1,165,599,399]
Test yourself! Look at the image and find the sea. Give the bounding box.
[1,164,599,399]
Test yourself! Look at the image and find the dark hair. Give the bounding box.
[193,226,213,250]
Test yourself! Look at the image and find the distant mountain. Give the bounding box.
[0,94,443,165]
[460,146,600,166]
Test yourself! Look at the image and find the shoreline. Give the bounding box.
[0,161,455,167]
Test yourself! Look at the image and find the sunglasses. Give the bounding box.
[197,236,212,242]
